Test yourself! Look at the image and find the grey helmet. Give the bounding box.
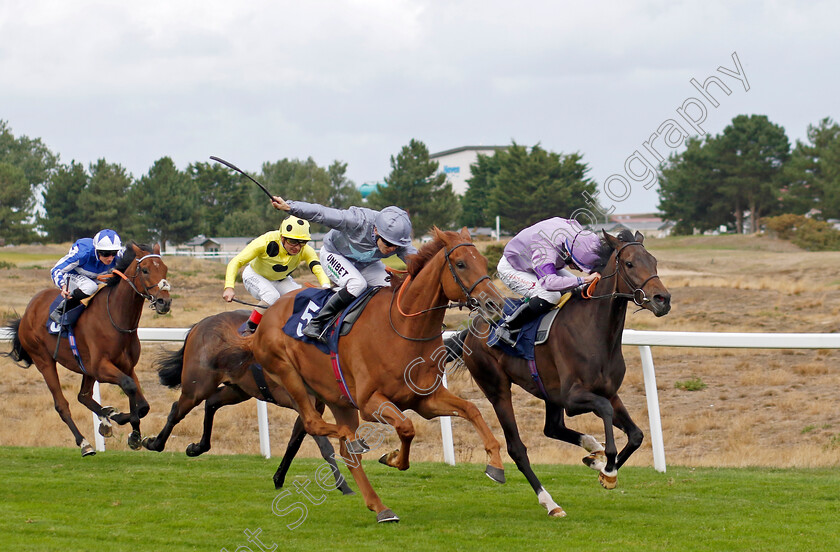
[375,206,413,246]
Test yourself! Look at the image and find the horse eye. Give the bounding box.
[625,261,633,268]
[142,267,149,274]
[456,261,466,269]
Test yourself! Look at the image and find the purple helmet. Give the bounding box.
[565,231,602,271]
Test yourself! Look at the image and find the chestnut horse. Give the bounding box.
[448,230,671,517]
[141,309,353,494]
[4,242,172,456]
[219,227,506,523]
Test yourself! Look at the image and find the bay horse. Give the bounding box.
[448,230,671,517]
[218,227,507,523]
[4,242,172,456]
[141,309,353,494]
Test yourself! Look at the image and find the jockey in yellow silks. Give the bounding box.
[223,216,331,332]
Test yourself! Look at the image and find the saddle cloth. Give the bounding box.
[488,293,570,360]
[45,296,86,336]
[282,287,380,354]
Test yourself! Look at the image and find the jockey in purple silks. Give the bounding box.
[495,218,604,346]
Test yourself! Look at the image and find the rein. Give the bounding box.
[388,242,489,342]
[582,241,660,307]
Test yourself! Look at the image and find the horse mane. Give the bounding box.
[588,230,636,274]
[104,241,155,287]
[404,228,457,278]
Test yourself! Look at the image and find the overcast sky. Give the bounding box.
[2,0,837,215]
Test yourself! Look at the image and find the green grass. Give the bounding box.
[0,252,56,266]
[1,447,838,552]
[674,377,708,391]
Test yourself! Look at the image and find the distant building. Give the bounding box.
[164,233,327,262]
[603,214,675,239]
[430,145,507,195]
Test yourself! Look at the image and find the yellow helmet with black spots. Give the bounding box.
[280,216,311,241]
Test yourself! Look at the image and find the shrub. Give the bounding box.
[674,377,707,391]
[791,218,840,251]
[763,214,806,240]
[483,244,505,279]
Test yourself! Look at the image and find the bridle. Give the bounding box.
[389,242,491,342]
[105,253,171,333]
[585,241,660,307]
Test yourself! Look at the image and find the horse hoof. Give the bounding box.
[484,465,506,484]
[127,430,142,450]
[340,487,356,496]
[98,422,113,438]
[378,449,400,469]
[80,440,96,457]
[376,509,399,523]
[582,450,607,472]
[548,507,567,518]
[186,443,206,457]
[599,470,618,490]
[100,406,118,418]
[346,438,370,455]
[141,436,158,451]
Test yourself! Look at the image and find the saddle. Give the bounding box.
[488,294,570,360]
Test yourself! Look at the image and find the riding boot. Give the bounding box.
[302,288,356,344]
[246,309,263,333]
[495,298,555,347]
[49,295,83,324]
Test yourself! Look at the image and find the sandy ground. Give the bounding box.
[1,234,839,471]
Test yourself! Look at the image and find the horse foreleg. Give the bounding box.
[566,387,618,489]
[489,389,566,517]
[142,392,201,453]
[330,407,396,523]
[36,359,94,456]
[358,392,415,471]
[185,385,249,456]
[611,394,643,470]
[543,401,606,472]
[415,388,505,483]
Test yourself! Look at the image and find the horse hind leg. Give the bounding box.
[36,358,95,456]
[330,407,395,523]
[543,402,606,472]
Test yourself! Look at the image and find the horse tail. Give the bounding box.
[155,327,193,388]
[443,328,470,373]
[3,317,32,368]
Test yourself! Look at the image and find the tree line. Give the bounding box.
[658,114,840,234]
[4,113,836,246]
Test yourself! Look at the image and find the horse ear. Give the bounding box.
[459,226,471,241]
[634,231,645,244]
[154,242,161,254]
[603,229,621,249]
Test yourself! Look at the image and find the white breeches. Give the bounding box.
[319,249,389,297]
[496,256,568,304]
[64,273,100,296]
[242,265,301,306]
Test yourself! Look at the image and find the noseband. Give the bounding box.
[592,242,660,307]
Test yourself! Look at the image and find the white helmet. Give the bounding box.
[93,229,122,253]
[374,206,412,247]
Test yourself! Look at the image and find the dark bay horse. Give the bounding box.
[448,230,671,517]
[219,227,506,523]
[4,242,172,456]
[141,309,353,494]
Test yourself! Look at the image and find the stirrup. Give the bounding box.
[302,323,327,343]
[49,304,66,324]
[495,325,519,347]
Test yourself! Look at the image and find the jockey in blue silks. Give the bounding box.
[49,229,123,323]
